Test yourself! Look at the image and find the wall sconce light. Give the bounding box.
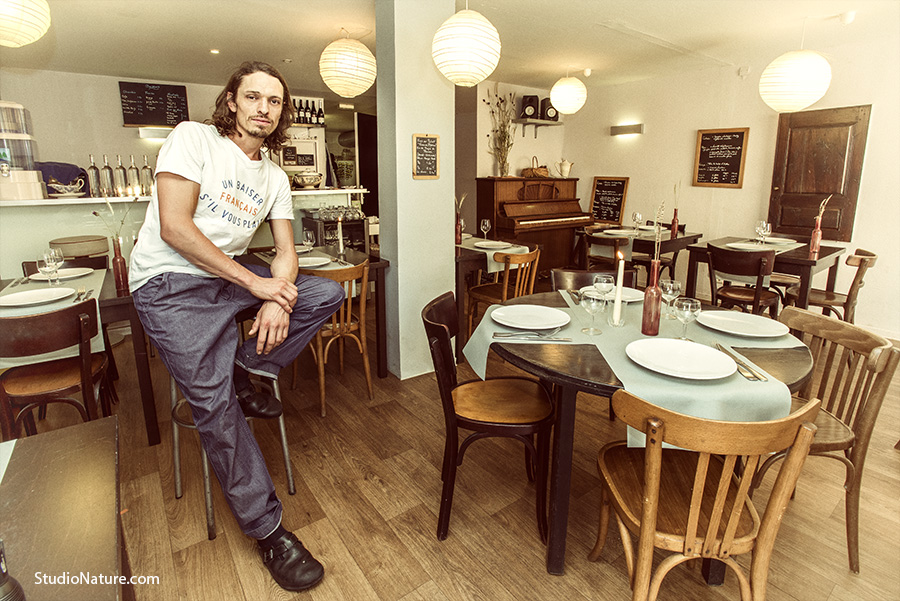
[610,124,644,136]
[138,127,173,140]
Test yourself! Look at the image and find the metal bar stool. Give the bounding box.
[169,374,295,540]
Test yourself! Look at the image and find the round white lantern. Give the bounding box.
[759,50,832,112]
[0,0,51,48]
[549,76,587,114]
[432,9,501,87]
[319,37,377,98]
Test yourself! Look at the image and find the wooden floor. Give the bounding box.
[14,322,900,601]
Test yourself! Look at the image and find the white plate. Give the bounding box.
[626,338,736,380]
[0,287,76,307]
[579,285,643,303]
[601,229,636,236]
[48,192,86,198]
[474,240,512,250]
[297,256,331,268]
[490,305,571,330]
[294,245,313,254]
[28,267,94,281]
[461,233,473,239]
[639,225,657,231]
[764,237,796,245]
[697,310,790,338]
[726,242,764,251]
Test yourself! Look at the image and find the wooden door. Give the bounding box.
[767,105,870,242]
[355,112,379,218]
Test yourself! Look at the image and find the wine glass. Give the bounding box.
[673,297,701,340]
[459,217,466,234]
[480,219,491,239]
[39,248,64,286]
[593,274,615,313]
[580,289,604,335]
[755,220,771,244]
[659,278,682,319]
[302,229,316,249]
[631,211,643,231]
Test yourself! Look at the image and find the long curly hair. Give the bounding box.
[208,61,295,152]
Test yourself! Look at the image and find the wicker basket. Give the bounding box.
[521,156,550,178]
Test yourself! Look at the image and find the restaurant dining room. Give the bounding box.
[0,1,898,600]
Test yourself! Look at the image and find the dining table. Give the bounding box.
[463,290,814,576]
[684,236,846,309]
[575,227,703,269]
[0,268,161,446]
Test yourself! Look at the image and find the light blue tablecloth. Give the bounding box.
[456,237,531,273]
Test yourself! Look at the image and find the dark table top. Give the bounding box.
[688,236,846,267]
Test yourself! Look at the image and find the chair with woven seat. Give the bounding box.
[588,389,820,601]
[466,247,540,337]
[785,249,876,324]
[631,221,686,283]
[749,306,899,573]
[292,260,372,417]
[0,299,115,439]
[707,244,779,316]
[423,291,554,542]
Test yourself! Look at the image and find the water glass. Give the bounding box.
[673,297,701,340]
[480,219,491,239]
[755,220,771,244]
[38,248,64,286]
[580,289,604,335]
[660,278,682,319]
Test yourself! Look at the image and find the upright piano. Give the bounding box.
[476,177,593,270]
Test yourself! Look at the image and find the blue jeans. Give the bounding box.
[132,262,344,538]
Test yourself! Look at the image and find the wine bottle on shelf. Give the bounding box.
[294,99,302,123]
[113,155,128,196]
[140,155,154,196]
[87,154,102,197]
[100,154,115,198]
[126,155,141,195]
[304,100,311,124]
[317,100,325,125]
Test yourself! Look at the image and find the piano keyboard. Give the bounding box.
[519,215,592,226]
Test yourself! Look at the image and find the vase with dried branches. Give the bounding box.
[641,200,667,336]
[483,83,516,177]
[810,194,832,254]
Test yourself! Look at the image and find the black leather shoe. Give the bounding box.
[261,532,324,591]
[236,384,282,419]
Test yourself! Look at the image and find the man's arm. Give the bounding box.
[156,172,298,313]
[247,219,298,355]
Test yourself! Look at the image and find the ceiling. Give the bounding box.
[1,0,896,132]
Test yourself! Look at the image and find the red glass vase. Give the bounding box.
[670,208,679,240]
[455,214,463,245]
[641,259,662,336]
[810,216,823,255]
[112,236,129,296]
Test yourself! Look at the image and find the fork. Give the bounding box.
[493,326,563,338]
[73,286,86,302]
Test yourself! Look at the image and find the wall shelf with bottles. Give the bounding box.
[512,118,563,139]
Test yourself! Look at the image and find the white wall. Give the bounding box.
[562,30,900,339]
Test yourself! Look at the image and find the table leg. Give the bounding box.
[129,305,161,446]
[455,265,469,363]
[547,385,578,575]
[795,268,813,309]
[375,265,388,378]
[686,252,700,298]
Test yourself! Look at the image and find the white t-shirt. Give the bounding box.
[129,122,292,291]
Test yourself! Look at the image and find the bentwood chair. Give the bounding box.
[466,247,540,337]
[423,292,554,543]
[589,390,820,601]
[631,221,686,282]
[749,306,898,573]
[707,245,779,316]
[550,268,636,291]
[785,249,877,324]
[0,299,115,440]
[293,260,373,417]
[584,232,631,271]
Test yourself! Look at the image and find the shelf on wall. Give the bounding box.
[512,118,563,139]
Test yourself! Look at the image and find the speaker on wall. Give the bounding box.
[540,98,558,121]
[520,95,539,119]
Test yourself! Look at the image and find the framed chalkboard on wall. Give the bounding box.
[412,134,439,179]
[692,127,749,188]
[590,176,629,225]
[119,81,189,127]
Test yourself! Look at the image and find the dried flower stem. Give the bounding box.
[93,196,139,240]
[455,192,467,213]
[817,194,833,220]
[483,83,516,172]
[654,199,666,260]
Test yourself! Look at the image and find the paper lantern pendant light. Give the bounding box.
[549,76,587,114]
[0,0,51,48]
[759,49,832,112]
[432,9,501,87]
[319,36,377,98]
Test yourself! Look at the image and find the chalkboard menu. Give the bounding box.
[590,176,629,224]
[119,81,189,127]
[412,134,439,179]
[692,127,749,188]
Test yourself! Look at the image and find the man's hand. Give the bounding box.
[248,300,292,354]
[248,276,298,313]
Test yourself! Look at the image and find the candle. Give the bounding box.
[613,251,624,324]
[336,214,344,255]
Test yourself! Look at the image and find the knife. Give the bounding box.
[83,289,95,301]
[493,333,572,341]
[715,343,768,382]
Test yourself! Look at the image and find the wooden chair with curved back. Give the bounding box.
[749,306,899,573]
[707,244,779,316]
[550,268,636,291]
[785,249,876,324]
[293,260,373,417]
[466,247,540,337]
[632,221,686,282]
[584,233,631,271]
[422,292,554,542]
[589,390,820,601]
[21,255,110,277]
[0,299,114,439]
